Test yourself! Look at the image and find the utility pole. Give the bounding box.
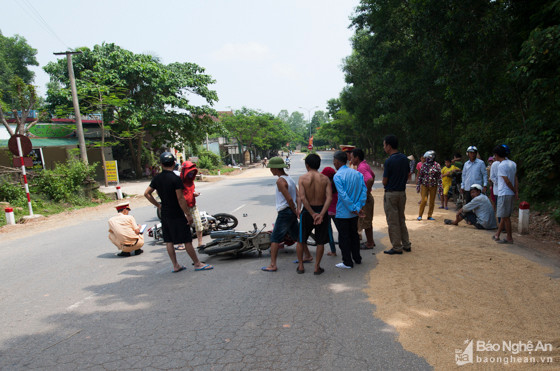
[298,106,319,139]
[54,51,88,164]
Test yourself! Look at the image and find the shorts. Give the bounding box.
[299,205,331,245]
[460,211,484,229]
[187,204,203,233]
[358,192,374,231]
[497,195,515,218]
[270,208,299,243]
[162,216,192,244]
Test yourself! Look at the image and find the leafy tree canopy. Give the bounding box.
[0,30,40,136]
[327,0,560,201]
[44,43,219,175]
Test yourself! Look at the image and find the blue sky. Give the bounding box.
[3,0,358,117]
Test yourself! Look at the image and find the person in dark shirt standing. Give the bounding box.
[144,152,213,273]
[382,135,412,255]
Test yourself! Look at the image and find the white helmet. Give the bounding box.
[423,150,436,160]
[466,146,478,153]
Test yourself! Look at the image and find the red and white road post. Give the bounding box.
[16,136,33,216]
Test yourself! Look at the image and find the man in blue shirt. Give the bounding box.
[333,151,367,268]
[382,135,412,255]
[461,146,488,204]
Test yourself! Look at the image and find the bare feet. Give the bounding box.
[327,252,337,257]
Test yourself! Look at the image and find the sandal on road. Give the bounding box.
[195,264,213,271]
[496,239,513,244]
[172,266,186,273]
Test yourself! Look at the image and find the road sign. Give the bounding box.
[105,160,119,184]
[8,135,32,156]
[308,144,313,150]
[12,156,33,167]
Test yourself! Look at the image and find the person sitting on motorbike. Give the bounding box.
[180,161,205,249]
[108,202,144,257]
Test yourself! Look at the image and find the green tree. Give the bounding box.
[333,0,560,202]
[0,31,40,136]
[44,43,219,176]
[223,107,295,161]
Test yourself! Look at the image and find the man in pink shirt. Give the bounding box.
[351,148,376,249]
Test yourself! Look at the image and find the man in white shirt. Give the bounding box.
[492,145,518,244]
[444,184,497,229]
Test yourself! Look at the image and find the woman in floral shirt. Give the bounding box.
[416,150,442,221]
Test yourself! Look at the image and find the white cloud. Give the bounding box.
[211,42,272,62]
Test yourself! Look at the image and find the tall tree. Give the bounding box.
[223,107,295,160]
[44,43,219,176]
[0,31,39,136]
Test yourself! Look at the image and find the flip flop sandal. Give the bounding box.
[261,267,277,272]
[172,266,186,273]
[195,264,213,271]
[492,235,499,241]
[314,267,325,275]
[496,239,513,244]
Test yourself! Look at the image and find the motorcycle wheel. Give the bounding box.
[213,213,238,230]
[202,241,243,255]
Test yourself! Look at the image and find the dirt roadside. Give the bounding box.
[365,184,560,370]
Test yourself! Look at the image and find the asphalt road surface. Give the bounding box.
[0,152,431,370]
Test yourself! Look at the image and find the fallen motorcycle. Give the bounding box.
[198,223,271,256]
[148,211,238,241]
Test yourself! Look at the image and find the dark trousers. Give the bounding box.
[334,217,361,267]
[464,191,473,205]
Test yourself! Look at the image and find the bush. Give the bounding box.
[0,176,27,206]
[197,150,221,170]
[33,159,98,202]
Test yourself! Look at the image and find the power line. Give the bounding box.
[12,0,70,50]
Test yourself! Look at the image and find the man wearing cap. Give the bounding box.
[333,150,367,268]
[262,156,300,272]
[461,146,487,205]
[144,152,213,273]
[340,145,356,169]
[444,184,497,229]
[108,202,144,257]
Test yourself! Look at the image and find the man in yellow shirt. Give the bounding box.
[108,202,145,257]
[440,159,460,210]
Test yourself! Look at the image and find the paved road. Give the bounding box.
[0,152,431,370]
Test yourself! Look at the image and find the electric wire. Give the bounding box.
[11,0,71,50]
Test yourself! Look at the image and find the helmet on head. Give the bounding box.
[160,152,176,165]
[423,150,436,160]
[501,144,511,156]
[267,156,287,168]
[466,146,478,154]
[470,184,483,192]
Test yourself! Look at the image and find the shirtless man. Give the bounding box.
[296,153,332,275]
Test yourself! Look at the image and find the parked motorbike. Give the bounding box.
[198,223,271,256]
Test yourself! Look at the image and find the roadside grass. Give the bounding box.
[201,165,238,176]
[0,191,112,226]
